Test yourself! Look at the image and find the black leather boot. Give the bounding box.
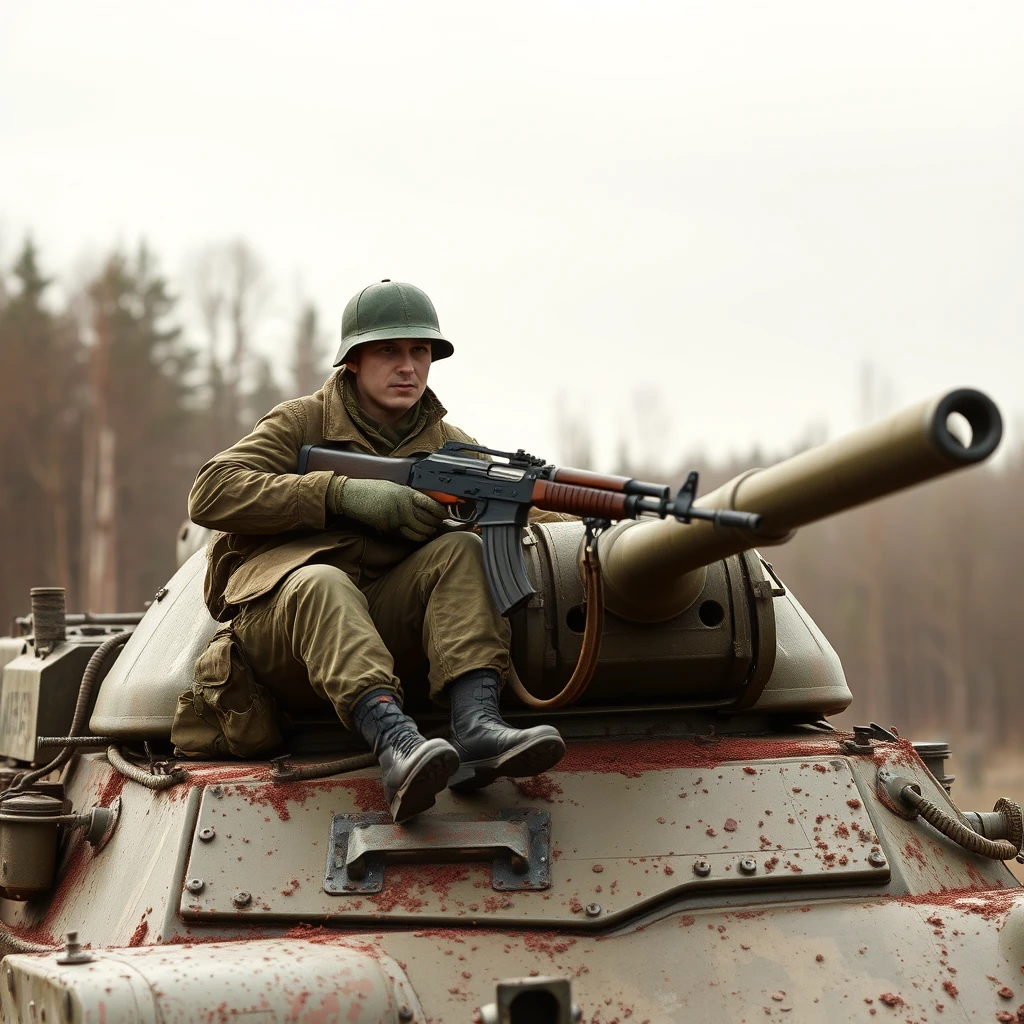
[352,689,459,823]
[447,670,566,791]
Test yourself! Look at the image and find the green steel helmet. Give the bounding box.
[333,279,454,366]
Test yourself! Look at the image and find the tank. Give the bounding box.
[1,387,1021,1024]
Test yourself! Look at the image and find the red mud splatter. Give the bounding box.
[365,868,428,913]
[164,926,269,946]
[878,993,905,1007]
[942,981,959,998]
[418,865,470,901]
[896,887,1019,922]
[513,775,563,802]
[128,916,149,947]
[361,863,476,912]
[723,818,738,832]
[163,761,273,801]
[680,916,696,927]
[568,897,584,914]
[846,798,862,809]
[998,987,1015,1000]
[225,776,388,822]
[483,895,514,913]
[904,837,927,867]
[98,770,127,808]
[521,933,577,958]
[744,767,758,775]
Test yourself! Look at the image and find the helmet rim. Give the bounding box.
[333,280,453,366]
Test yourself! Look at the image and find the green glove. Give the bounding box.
[327,477,447,542]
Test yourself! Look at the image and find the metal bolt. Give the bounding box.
[186,877,205,894]
[868,850,887,868]
[398,1007,414,1022]
[232,890,252,908]
[694,859,711,877]
[198,827,216,843]
[739,857,757,875]
[56,931,93,965]
[585,903,602,917]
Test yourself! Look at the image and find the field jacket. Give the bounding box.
[188,371,483,621]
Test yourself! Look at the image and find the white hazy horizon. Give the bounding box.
[2,0,1021,471]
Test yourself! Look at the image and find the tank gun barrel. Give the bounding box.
[598,388,1002,622]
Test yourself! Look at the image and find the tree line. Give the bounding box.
[1,237,1019,750]
[0,237,331,629]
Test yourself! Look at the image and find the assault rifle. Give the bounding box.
[298,442,762,617]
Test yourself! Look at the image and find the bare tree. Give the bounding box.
[224,240,268,430]
[290,302,329,397]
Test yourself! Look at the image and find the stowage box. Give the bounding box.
[0,636,117,762]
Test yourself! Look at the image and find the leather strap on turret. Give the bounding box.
[508,531,604,710]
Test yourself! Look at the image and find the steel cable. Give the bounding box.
[901,785,1019,860]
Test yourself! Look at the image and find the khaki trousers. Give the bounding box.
[231,531,511,728]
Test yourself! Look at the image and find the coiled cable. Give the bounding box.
[900,785,1020,861]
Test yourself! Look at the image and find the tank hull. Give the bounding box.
[2,734,1020,1022]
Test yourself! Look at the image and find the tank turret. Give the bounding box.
[510,388,1001,717]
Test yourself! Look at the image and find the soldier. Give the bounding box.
[186,280,566,822]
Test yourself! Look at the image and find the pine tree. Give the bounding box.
[81,244,198,610]
[0,239,84,628]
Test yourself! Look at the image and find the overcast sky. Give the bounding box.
[2,1,1021,471]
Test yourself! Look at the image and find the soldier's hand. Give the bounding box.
[329,477,447,542]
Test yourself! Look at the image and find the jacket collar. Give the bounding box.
[321,370,449,455]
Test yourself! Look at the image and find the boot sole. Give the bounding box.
[388,739,461,824]
[448,733,567,792]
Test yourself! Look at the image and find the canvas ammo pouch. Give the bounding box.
[171,625,282,758]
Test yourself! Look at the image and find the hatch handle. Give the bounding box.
[346,819,530,878]
[325,809,551,894]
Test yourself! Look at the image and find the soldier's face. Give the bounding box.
[346,339,432,424]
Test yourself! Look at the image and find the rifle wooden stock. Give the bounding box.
[531,480,628,518]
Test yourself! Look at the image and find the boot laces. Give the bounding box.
[370,700,424,758]
[458,679,510,729]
